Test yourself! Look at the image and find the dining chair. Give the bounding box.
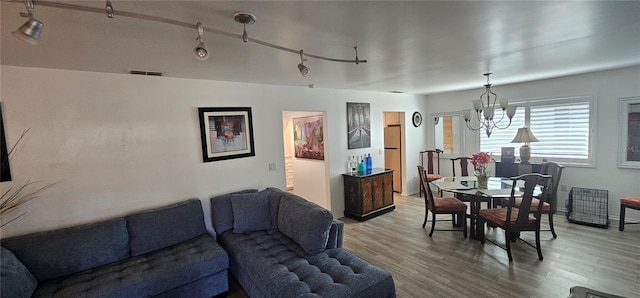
[451,157,471,177]
[418,149,443,197]
[619,197,640,231]
[417,165,467,238]
[500,161,564,238]
[478,173,552,262]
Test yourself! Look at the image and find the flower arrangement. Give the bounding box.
[471,152,491,177]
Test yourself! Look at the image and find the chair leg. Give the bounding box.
[452,214,457,227]
[461,212,467,238]
[619,204,626,231]
[505,230,513,262]
[548,213,557,238]
[429,213,436,237]
[535,228,543,260]
[422,208,428,228]
[479,218,485,244]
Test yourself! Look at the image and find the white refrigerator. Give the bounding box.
[384,126,402,193]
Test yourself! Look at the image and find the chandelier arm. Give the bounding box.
[20,0,366,64]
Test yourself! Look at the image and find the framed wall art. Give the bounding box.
[618,96,640,168]
[347,102,371,149]
[293,115,324,160]
[198,107,255,162]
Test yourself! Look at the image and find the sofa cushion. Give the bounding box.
[126,198,206,256]
[0,247,37,298]
[277,194,333,255]
[1,218,130,282]
[210,189,259,236]
[230,191,273,233]
[219,230,395,298]
[33,235,228,298]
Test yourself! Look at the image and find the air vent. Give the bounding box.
[129,70,164,76]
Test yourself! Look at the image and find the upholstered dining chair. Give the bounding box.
[479,173,552,262]
[418,149,443,197]
[619,197,640,231]
[417,165,467,238]
[451,157,472,177]
[500,161,564,238]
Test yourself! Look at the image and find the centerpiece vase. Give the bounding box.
[475,169,489,189]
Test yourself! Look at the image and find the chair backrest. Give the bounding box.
[417,165,435,211]
[419,149,443,175]
[451,157,471,176]
[540,161,564,213]
[505,173,552,226]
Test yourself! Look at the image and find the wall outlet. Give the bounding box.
[268,163,276,171]
[561,184,568,191]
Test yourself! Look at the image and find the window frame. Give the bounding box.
[481,94,596,167]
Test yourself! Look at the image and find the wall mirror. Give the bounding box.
[432,112,464,155]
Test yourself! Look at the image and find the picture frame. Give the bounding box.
[293,115,324,160]
[198,107,255,162]
[618,96,640,169]
[501,147,515,163]
[347,102,371,149]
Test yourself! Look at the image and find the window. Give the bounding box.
[481,95,594,166]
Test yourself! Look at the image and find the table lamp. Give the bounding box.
[511,127,539,164]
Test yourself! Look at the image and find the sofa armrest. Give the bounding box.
[327,219,344,249]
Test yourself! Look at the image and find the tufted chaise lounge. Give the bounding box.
[1,199,229,298]
[210,187,396,298]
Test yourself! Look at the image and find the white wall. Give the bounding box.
[425,66,640,220]
[0,66,428,237]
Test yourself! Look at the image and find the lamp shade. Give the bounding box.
[12,18,43,45]
[511,127,539,143]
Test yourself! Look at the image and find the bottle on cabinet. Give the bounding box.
[365,154,372,172]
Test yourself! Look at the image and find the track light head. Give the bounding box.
[297,49,309,77]
[193,22,209,60]
[12,18,43,45]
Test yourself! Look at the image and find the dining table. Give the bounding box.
[432,176,525,240]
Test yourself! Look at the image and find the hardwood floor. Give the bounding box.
[341,194,640,298]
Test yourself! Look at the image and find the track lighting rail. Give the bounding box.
[10,0,367,64]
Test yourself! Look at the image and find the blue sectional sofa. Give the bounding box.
[0,199,229,298]
[211,187,396,298]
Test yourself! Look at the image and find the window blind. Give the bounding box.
[529,102,590,159]
[480,107,525,155]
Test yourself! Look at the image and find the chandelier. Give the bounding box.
[462,73,517,137]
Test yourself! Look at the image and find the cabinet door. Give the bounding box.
[383,172,394,206]
[373,175,384,209]
[361,178,373,213]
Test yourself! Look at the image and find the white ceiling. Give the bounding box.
[2,1,639,95]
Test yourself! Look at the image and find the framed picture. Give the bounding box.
[293,115,324,160]
[198,107,255,162]
[618,96,640,168]
[501,147,515,163]
[1,103,12,181]
[347,102,371,149]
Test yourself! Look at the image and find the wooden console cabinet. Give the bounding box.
[495,161,542,177]
[343,168,395,221]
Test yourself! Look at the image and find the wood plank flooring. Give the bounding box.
[341,194,640,298]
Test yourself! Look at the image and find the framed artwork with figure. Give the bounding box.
[198,107,255,162]
[618,96,640,168]
[293,115,324,160]
[347,102,371,149]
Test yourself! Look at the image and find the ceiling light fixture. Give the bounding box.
[12,0,43,45]
[10,3,366,67]
[233,12,256,43]
[462,73,517,137]
[193,22,209,60]
[298,50,310,77]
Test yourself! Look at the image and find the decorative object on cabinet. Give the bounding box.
[198,107,255,162]
[412,111,422,127]
[343,169,394,221]
[618,96,640,168]
[511,127,539,164]
[501,147,515,163]
[293,115,324,160]
[347,102,371,149]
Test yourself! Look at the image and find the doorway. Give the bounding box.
[281,111,330,209]
[383,112,405,193]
